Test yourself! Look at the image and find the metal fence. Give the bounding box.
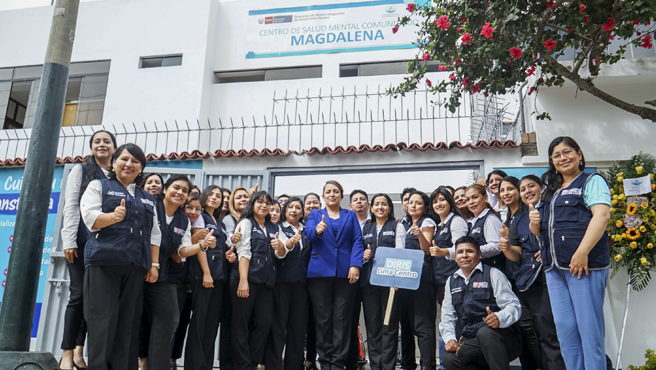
[0,86,523,162]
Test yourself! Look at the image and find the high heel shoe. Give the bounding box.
[73,360,88,369]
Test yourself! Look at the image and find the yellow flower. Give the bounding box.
[626,228,641,240]
[627,203,638,215]
[650,209,656,216]
[651,174,654,181]
[640,226,647,233]
[642,202,649,209]
[651,224,656,231]
[616,220,623,228]
[611,199,618,206]
[652,184,655,191]
[622,233,627,238]
[614,255,623,262]
[644,217,650,223]
[641,257,649,266]
[630,242,638,249]
[648,243,654,249]
[636,166,644,175]
[619,194,627,201]
[612,194,618,200]
[611,189,616,195]
[617,172,624,178]
[618,177,624,183]
[610,208,616,213]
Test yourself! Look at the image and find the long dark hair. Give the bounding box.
[239,191,274,223]
[404,191,430,223]
[79,130,117,200]
[281,197,305,224]
[429,186,462,224]
[368,193,396,222]
[466,184,498,216]
[500,176,525,221]
[162,174,193,208]
[541,136,585,202]
[200,185,222,221]
[109,143,147,185]
[454,186,474,220]
[142,173,164,200]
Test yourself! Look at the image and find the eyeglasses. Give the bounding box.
[278,199,288,204]
[184,205,202,214]
[550,148,576,161]
[455,336,465,357]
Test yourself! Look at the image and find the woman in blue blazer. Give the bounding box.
[305,180,364,370]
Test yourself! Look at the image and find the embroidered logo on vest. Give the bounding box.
[451,286,462,294]
[382,231,395,236]
[561,188,582,196]
[174,227,185,236]
[363,233,374,239]
[107,191,125,196]
[471,227,481,234]
[140,198,154,207]
[472,282,488,288]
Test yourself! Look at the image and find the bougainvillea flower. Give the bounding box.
[423,53,431,61]
[544,38,557,51]
[510,47,523,59]
[579,4,586,12]
[602,18,616,31]
[406,3,415,12]
[546,0,554,9]
[436,15,451,31]
[462,33,472,44]
[426,79,432,88]
[480,22,494,39]
[439,65,447,71]
[392,26,399,34]
[449,73,456,81]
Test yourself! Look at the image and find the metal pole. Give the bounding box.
[615,275,632,370]
[0,0,79,356]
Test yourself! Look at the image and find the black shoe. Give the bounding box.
[170,360,178,370]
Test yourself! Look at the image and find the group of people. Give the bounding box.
[58,132,612,370]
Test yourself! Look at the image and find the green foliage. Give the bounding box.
[390,0,656,118]
[627,349,656,370]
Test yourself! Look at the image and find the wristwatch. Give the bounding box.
[199,241,208,252]
[152,263,160,269]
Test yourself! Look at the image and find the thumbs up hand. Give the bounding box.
[484,306,499,328]
[430,240,439,257]
[287,228,302,249]
[231,226,243,244]
[271,232,284,251]
[528,203,540,225]
[410,218,421,236]
[113,199,126,223]
[248,184,259,196]
[316,215,327,235]
[225,246,236,263]
[477,175,487,187]
[363,244,372,261]
[499,224,510,252]
[204,229,216,249]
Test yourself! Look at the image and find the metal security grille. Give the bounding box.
[204,170,268,193]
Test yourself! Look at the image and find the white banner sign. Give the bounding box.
[624,175,652,196]
[246,0,422,59]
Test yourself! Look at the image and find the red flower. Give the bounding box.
[422,53,431,61]
[462,78,469,86]
[544,38,557,51]
[454,57,462,65]
[462,18,468,23]
[480,22,494,39]
[439,65,447,71]
[462,33,472,44]
[567,27,573,32]
[392,26,399,34]
[528,86,536,95]
[632,19,641,26]
[471,83,481,93]
[449,73,456,81]
[583,16,590,23]
[609,34,615,40]
[602,18,616,31]
[641,35,653,49]
[426,79,432,88]
[637,31,642,36]
[510,47,523,59]
[546,0,554,9]
[579,4,586,12]
[436,15,451,31]
[526,65,536,76]
[406,3,415,12]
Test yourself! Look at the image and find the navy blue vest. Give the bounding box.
[188,211,228,282]
[362,219,398,287]
[449,264,519,339]
[538,172,610,271]
[432,214,465,284]
[76,162,108,249]
[275,224,311,285]
[84,179,155,272]
[469,210,507,276]
[155,199,189,283]
[403,215,434,283]
[512,211,543,291]
[246,217,278,288]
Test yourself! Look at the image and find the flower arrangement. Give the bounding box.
[604,152,656,290]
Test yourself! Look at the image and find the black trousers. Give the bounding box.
[265,282,309,370]
[345,285,362,370]
[138,282,179,370]
[442,326,522,370]
[220,283,236,370]
[61,243,87,350]
[171,283,192,360]
[231,280,274,370]
[185,281,224,370]
[362,285,400,370]
[84,264,145,370]
[399,295,416,370]
[520,281,566,370]
[308,277,358,370]
[514,283,540,370]
[306,295,318,364]
[404,280,436,368]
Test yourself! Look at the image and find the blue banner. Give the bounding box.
[369,248,424,290]
[0,166,63,337]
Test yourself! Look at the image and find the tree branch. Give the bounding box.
[538,46,656,122]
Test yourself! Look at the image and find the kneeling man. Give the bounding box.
[440,236,522,370]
